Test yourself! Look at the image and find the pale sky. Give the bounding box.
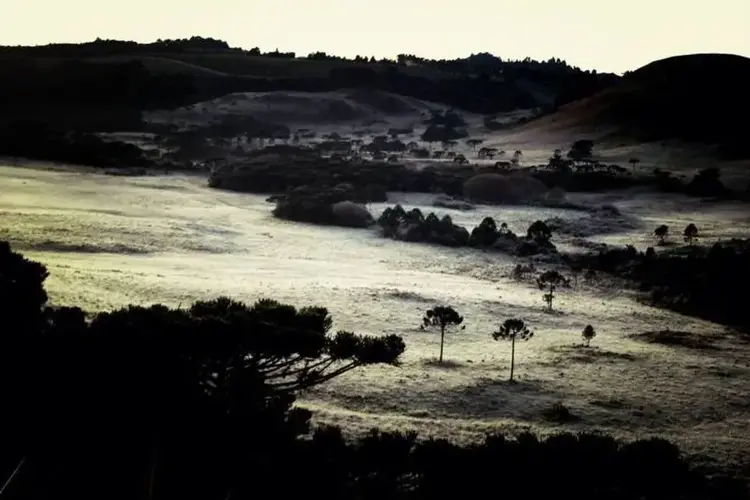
[2,0,748,74]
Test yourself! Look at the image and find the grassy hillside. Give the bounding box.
[518,53,750,158]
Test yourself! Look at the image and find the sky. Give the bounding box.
[2,0,748,74]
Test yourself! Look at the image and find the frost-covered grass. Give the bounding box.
[1,164,749,471]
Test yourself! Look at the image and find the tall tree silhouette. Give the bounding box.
[492,319,533,381]
[422,306,464,363]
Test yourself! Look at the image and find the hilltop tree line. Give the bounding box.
[0,38,618,133]
[1,240,748,499]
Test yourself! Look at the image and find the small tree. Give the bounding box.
[567,140,594,160]
[422,306,464,363]
[654,224,669,245]
[537,270,569,311]
[683,223,698,246]
[466,138,484,150]
[582,325,596,347]
[527,220,552,245]
[629,157,640,172]
[492,319,533,382]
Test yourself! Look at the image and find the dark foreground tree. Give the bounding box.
[492,319,533,381]
[582,324,596,347]
[0,241,406,499]
[422,306,464,363]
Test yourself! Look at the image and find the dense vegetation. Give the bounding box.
[208,140,744,204]
[1,240,747,499]
[0,120,150,168]
[565,239,750,332]
[209,149,468,197]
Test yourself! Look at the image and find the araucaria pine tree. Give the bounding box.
[422,306,464,363]
[492,319,533,382]
[536,270,569,311]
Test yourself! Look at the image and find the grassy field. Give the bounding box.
[2,164,749,474]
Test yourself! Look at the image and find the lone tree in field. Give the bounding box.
[654,224,669,245]
[492,319,533,382]
[629,157,640,172]
[466,138,484,150]
[582,324,596,347]
[683,223,698,246]
[422,306,464,363]
[537,270,569,311]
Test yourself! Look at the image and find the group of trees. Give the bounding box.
[421,305,597,382]
[536,141,743,201]
[566,238,750,331]
[654,223,699,246]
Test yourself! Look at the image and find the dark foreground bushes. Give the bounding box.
[0,241,746,499]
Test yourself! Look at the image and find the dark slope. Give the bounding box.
[0,39,618,131]
[520,54,750,158]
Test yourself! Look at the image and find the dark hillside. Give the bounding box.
[517,54,750,158]
[0,38,618,130]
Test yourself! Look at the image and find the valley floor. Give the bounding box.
[1,164,749,472]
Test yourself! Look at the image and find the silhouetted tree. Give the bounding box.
[683,223,698,246]
[687,167,725,197]
[469,217,499,246]
[422,306,464,363]
[655,224,669,245]
[0,241,49,330]
[527,220,552,245]
[582,325,596,347]
[629,157,640,172]
[492,319,533,381]
[567,140,594,160]
[537,270,569,311]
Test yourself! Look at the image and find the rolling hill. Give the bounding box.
[0,38,617,132]
[517,54,750,158]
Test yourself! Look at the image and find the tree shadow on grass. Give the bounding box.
[422,358,465,369]
[629,329,721,350]
[548,344,637,364]
[386,376,567,420]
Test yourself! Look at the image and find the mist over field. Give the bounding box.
[3,164,749,470]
